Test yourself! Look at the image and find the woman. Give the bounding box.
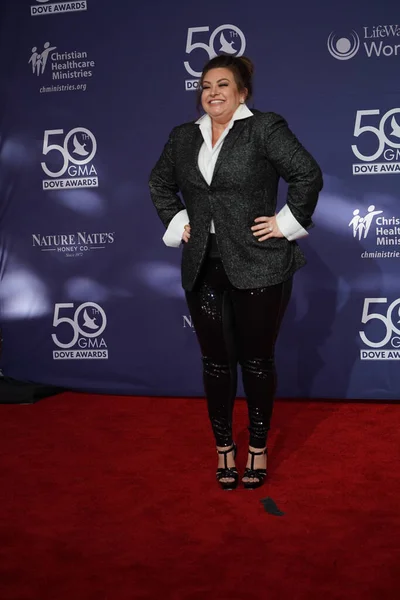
[149,55,323,490]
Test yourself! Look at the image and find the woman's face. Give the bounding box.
[201,68,246,121]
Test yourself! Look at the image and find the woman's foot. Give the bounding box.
[242,446,268,489]
[216,443,238,491]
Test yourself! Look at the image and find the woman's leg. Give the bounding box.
[185,258,237,450]
[231,278,293,477]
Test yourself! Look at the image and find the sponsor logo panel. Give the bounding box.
[29,41,94,93]
[348,205,400,259]
[183,24,246,91]
[32,232,115,258]
[52,302,108,360]
[351,108,400,176]
[327,25,400,61]
[359,298,400,360]
[41,127,98,190]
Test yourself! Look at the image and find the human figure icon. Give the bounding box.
[349,205,383,239]
[38,42,56,74]
[357,216,366,240]
[348,209,360,237]
[28,47,40,74]
[29,42,56,76]
[362,205,382,238]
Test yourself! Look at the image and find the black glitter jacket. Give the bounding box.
[149,109,323,291]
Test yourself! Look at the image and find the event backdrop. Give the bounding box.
[0,0,399,399]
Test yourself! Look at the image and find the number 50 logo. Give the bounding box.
[351,108,400,162]
[184,25,246,78]
[41,127,97,178]
[52,302,107,349]
[359,298,400,348]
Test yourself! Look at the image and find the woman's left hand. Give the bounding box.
[251,216,283,242]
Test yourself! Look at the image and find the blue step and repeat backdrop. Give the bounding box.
[0,0,399,399]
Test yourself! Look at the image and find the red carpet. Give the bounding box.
[0,393,399,600]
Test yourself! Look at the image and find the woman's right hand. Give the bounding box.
[182,224,191,243]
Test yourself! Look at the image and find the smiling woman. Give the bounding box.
[197,56,253,126]
[200,67,248,147]
[149,54,323,492]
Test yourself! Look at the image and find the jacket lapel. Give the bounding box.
[186,117,250,186]
[190,126,209,187]
[212,118,248,180]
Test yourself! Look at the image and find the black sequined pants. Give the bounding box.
[185,252,292,449]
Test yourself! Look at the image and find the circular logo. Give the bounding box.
[65,127,97,166]
[209,25,246,59]
[75,302,107,338]
[327,30,360,60]
[381,109,400,148]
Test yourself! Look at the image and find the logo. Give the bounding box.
[31,0,88,17]
[351,108,400,175]
[41,127,98,190]
[52,302,108,359]
[349,205,400,259]
[327,25,400,60]
[327,31,360,60]
[359,298,400,360]
[32,231,115,258]
[349,205,383,239]
[184,25,246,91]
[29,41,95,93]
[29,42,57,75]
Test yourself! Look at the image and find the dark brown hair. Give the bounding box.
[196,55,254,110]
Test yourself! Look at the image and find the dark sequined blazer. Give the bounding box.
[149,109,323,291]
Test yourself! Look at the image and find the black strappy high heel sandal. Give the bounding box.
[242,447,268,490]
[216,443,238,491]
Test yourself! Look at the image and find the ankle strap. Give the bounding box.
[248,447,267,470]
[217,443,236,470]
[217,444,235,455]
[248,448,267,456]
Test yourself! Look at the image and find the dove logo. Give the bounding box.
[359,298,400,361]
[389,116,400,140]
[82,309,100,330]
[184,24,246,91]
[218,32,237,54]
[41,127,99,190]
[31,1,87,17]
[52,302,108,360]
[72,135,89,157]
[210,26,246,57]
[352,108,400,176]
[327,31,360,60]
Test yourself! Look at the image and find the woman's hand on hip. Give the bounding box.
[251,216,283,242]
[182,224,191,243]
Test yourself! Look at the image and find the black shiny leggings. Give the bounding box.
[185,256,292,449]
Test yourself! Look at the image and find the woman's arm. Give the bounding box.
[149,128,188,246]
[262,113,323,240]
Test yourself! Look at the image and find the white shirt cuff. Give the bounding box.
[276,204,308,241]
[162,209,189,247]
